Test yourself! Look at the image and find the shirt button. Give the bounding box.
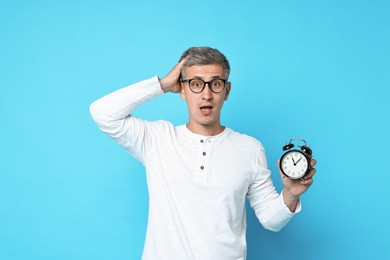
[200,166,204,170]
[200,139,204,143]
[202,152,206,156]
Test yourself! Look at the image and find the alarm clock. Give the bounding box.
[280,138,312,180]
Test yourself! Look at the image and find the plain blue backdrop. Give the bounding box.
[1,0,389,259]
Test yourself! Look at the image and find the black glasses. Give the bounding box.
[180,78,227,93]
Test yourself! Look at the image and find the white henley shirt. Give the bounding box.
[90,76,300,260]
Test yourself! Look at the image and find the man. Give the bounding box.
[90,47,317,260]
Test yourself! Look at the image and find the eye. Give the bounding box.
[190,80,203,88]
[212,80,221,87]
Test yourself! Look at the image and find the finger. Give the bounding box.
[310,159,317,167]
[168,58,187,77]
[300,178,313,185]
[176,57,188,74]
[171,62,184,77]
[304,168,316,179]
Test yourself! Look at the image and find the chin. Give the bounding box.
[199,119,219,127]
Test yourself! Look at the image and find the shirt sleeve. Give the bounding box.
[89,76,164,164]
[246,144,301,232]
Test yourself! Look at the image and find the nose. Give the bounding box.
[201,83,213,100]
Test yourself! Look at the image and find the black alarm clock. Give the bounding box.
[280,138,312,180]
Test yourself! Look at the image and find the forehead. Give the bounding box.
[184,64,224,79]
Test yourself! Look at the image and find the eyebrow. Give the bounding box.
[191,75,224,80]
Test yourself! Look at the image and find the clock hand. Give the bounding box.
[296,158,302,164]
[291,157,296,166]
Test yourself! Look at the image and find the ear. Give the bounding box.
[224,82,231,100]
[180,82,186,100]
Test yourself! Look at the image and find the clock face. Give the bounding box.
[280,150,309,179]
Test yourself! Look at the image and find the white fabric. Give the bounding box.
[90,76,301,260]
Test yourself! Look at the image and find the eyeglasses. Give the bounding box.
[180,78,227,93]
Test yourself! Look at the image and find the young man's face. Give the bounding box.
[180,64,231,135]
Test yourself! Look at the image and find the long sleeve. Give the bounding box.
[246,145,301,232]
[89,75,301,258]
[89,76,164,163]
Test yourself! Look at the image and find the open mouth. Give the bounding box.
[200,105,213,115]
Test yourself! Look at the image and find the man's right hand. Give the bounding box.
[159,59,186,93]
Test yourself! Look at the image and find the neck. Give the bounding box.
[186,123,225,136]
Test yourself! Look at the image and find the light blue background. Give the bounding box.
[1,0,389,259]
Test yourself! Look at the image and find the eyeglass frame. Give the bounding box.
[180,78,228,93]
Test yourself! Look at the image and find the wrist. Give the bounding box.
[159,77,171,93]
[283,188,300,200]
[282,189,300,212]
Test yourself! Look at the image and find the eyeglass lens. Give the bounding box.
[189,79,225,93]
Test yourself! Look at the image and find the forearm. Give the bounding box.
[282,189,300,212]
[159,76,177,93]
[89,76,165,163]
[90,76,164,124]
[248,147,301,232]
[253,193,300,232]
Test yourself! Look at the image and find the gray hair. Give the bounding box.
[179,47,230,79]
